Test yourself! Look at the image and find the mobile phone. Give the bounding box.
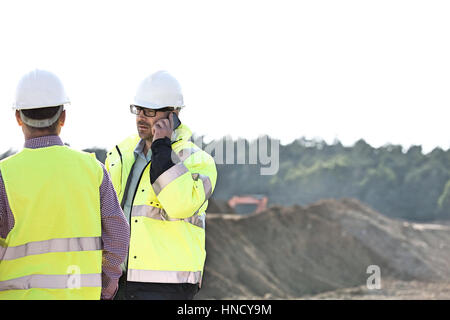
[171,112,181,129]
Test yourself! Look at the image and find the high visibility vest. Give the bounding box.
[105,124,217,285]
[0,145,103,300]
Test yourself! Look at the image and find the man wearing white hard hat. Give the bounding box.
[105,71,217,300]
[0,69,130,300]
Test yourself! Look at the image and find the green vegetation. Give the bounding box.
[205,137,450,222]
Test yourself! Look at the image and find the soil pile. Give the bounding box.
[197,198,450,299]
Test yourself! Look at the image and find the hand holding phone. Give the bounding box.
[152,112,181,141]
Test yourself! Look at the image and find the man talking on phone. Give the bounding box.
[105,71,217,300]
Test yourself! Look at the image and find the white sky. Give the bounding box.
[0,0,449,154]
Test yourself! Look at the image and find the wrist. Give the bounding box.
[151,137,171,150]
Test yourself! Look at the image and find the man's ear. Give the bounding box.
[15,110,23,126]
[59,110,66,127]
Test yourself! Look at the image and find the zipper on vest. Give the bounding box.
[125,160,151,273]
[115,145,123,160]
[115,145,125,206]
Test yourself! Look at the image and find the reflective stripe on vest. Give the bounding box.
[0,274,101,291]
[132,205,205,229]
[0,237,101,261]
[152,162,213,201]
[127,269,202,284]
[176,147,200,162]
[192,173,213,200]
[177,147,213,200]
[152,163,189,195]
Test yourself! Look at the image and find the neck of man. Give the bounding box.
[142,138,152,156]
[24,130,58,141]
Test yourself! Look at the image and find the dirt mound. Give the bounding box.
[301,279,450,300]
[197,198,450,299]
[206,198,236,214]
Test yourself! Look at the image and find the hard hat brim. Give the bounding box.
[12,101,70,110]
[131,99,184,110]
[19,106,64,128]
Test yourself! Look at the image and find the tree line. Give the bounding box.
[207,137,450,222]
[1,136,449,222]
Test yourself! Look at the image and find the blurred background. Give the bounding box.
[1,0,449,299]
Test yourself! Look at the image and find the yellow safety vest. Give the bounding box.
[0,145,103,300]
[105,124,217,285]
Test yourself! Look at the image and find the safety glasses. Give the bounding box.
[130,105,175,117]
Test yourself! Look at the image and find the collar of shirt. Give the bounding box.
[24,135,64,149]
[134,131,178,162]
[134,139,152,162]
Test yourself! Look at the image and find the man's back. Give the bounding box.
[0,145,104,299]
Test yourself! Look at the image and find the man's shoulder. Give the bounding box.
[108,134,140,155]
[63,147,104,173]
[0,152,19,165]
[64,146,98,159]
[174,140,216,168]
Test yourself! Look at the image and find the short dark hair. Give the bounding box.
[21,105,63,132]
[21,105,62,120]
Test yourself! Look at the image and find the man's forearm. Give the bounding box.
[150,137,175,184]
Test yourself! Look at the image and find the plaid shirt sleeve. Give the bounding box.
[98,162,130,300]
[0,172,15,240]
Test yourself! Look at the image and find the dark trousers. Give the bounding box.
[114,274,199,300]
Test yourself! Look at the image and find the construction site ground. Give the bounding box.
[199,198,450,300]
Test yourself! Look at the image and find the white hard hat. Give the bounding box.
[133,70,184,109]
[13,69,70,110]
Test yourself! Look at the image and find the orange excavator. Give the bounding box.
[227,194,268,214]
